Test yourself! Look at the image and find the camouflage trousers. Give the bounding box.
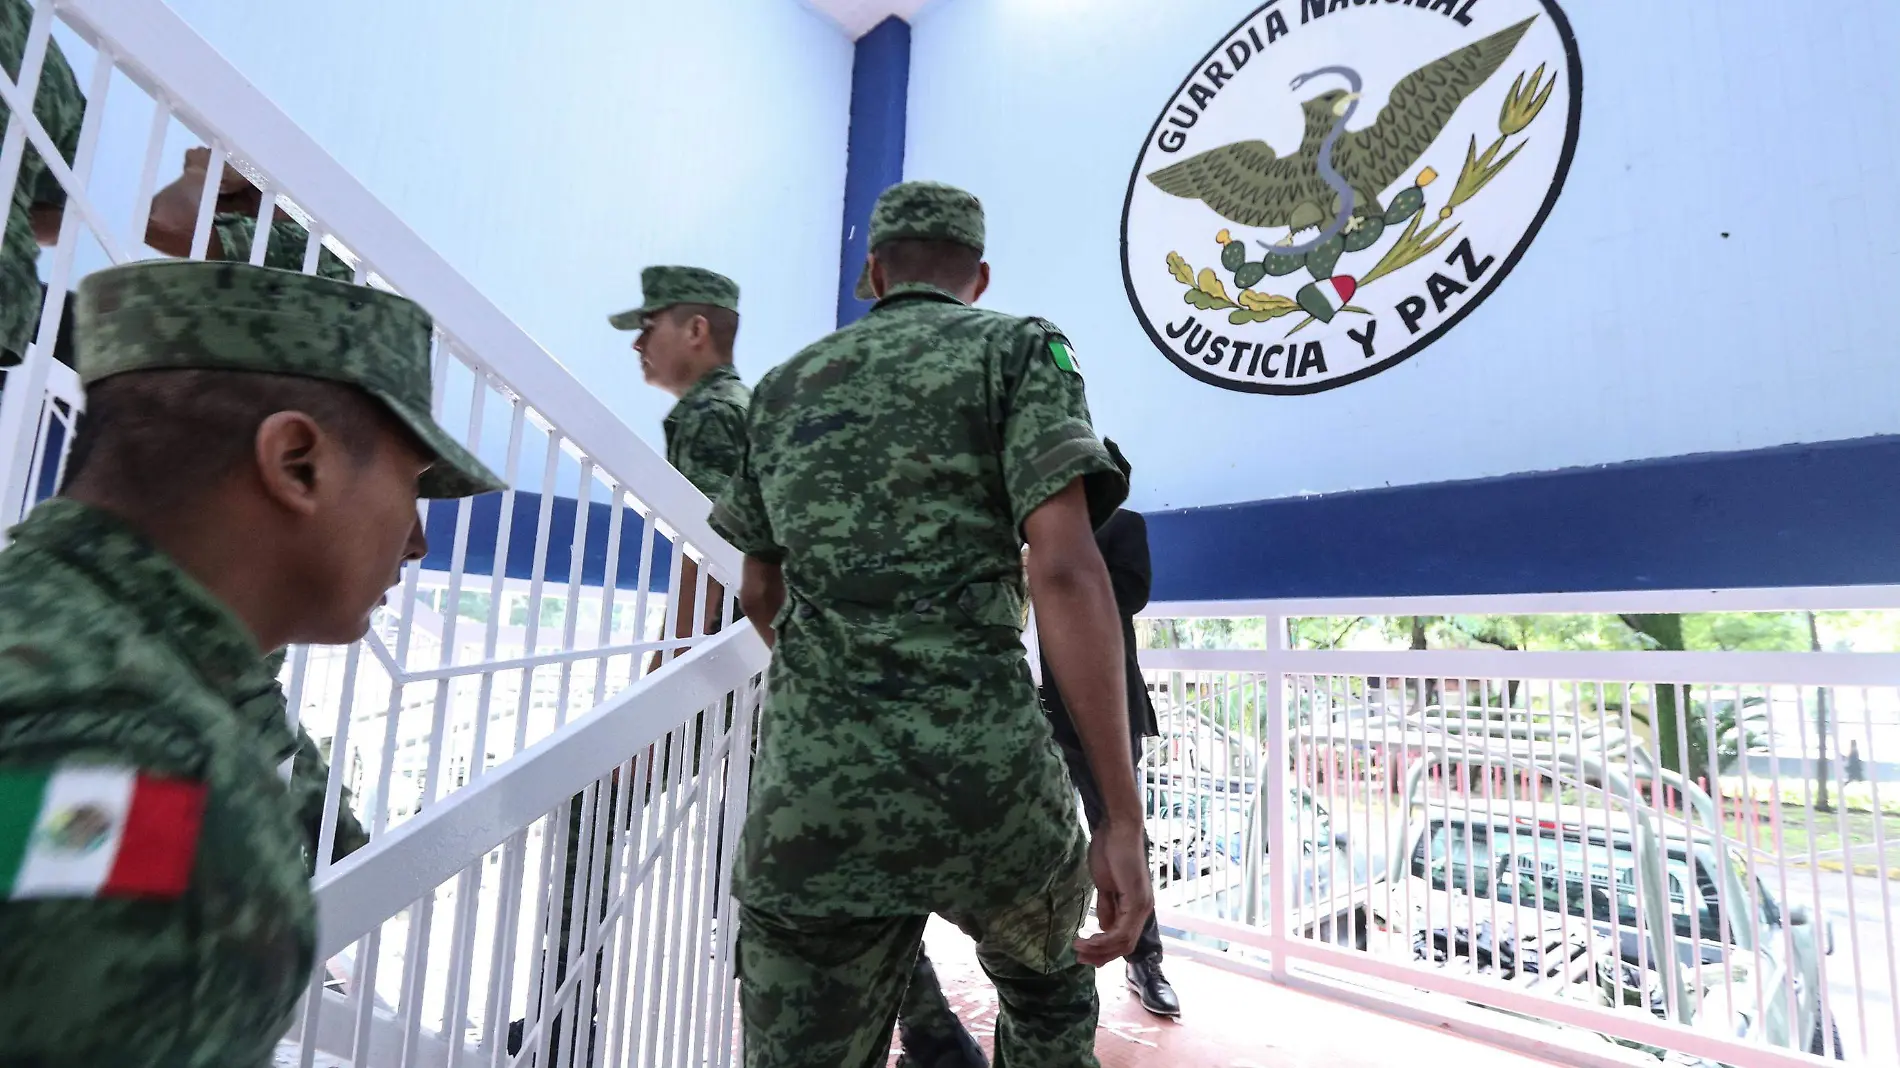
[737,837,1099,1068]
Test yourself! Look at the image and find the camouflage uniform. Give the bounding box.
[250,648,372,869]
[0,260,501,1067]
[1,0,85,367]
[711,182,1127,1068]
[497,267,754,1055]
[610,265,749,498]
[210,213,354,282]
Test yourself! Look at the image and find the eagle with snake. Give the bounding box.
[1147,16,1536,249]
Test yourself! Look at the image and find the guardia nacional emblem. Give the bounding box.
[1121,0,1582,394]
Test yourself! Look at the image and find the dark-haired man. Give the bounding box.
[610,264,747,666]
[714,180,1149,1067]
[0,259,503,1066]
[498,266,754,1058]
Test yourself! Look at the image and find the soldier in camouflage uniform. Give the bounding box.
[712,181,1154,1067]
[1,0,86,370]
[609,264,748,663]
[0,259,503,1066]
[611,265,748,500]
[496,265,755,1058]
[249,648,373,869]
[144,146,355,281]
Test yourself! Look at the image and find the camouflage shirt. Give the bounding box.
[251,648,371,869]
[710,283,1126,917]
[1,0,85,363]
[211,212,354,282]
[664,362,750,498]
[0,500,316,1067]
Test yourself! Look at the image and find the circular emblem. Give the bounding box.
[1121,0,1581,394]
[40,803,114,854]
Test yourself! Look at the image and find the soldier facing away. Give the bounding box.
[1,0,86,371]
[0,259,502,1066]
[711,180,1152,1067]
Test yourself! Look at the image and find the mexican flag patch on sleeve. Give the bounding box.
[0,765,207,900]
[1048,338,1081,375]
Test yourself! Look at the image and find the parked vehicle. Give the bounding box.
[1389,741,1840,1060]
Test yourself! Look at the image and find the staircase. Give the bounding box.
[1,1,768,1064]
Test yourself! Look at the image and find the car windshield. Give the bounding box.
[1411,820,1729,943]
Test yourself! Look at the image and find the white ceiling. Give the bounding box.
[802,0,937,39]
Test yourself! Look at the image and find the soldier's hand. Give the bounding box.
[181,146,251,196]
[1076,819,1154,966]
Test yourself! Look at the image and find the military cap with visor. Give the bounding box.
[607,266,740,330]
[73,259,505,498]
[853,180,987,301]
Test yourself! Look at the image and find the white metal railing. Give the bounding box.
[3,2,764,1064]
[1138,589,1900,1068]
[303,626,767,1068]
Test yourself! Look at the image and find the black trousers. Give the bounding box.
[1053,736,1164,962]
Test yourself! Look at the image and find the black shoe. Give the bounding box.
[896,1019,988,1068]
[505,1016,597,1063]
[1125,954,1181,1017]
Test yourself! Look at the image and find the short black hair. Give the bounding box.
[664,303,739,360]
[62,369,394,512]
[870,238,983,294]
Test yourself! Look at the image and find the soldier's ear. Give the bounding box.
[969,261,991,304]
[253,411,325,516]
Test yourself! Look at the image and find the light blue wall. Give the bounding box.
[906,0,1900,512]
[148,0,853,450]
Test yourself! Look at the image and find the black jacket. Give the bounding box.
[1038,508,1160,750]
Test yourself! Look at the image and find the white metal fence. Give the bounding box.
[4,2,767,1064]
[304,626,767,1068]
[1140,591,1900,1068]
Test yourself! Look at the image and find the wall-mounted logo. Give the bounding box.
[1121,0,1580,394]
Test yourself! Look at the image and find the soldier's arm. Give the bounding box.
[1024,487,1138,825]
[248,653,368,866]
[708,396,785,652]
[25,40,84,246]
[144,148,245,258]
[0,696,214,1066]
[649,405,745,671]
[291,726,371,865]
[737,556,785,650]
[998,319,1147,963]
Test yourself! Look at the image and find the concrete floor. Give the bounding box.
[888,918,1558,1068]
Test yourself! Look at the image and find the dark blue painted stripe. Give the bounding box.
[1146,436,1900,602]
[835,16,911,327]
[421,491,675,594]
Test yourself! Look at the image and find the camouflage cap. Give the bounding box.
[608,266,739,330]
[854,181,987,300]
[74,260,505,499]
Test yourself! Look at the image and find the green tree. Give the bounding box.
[1620,614,1687,780]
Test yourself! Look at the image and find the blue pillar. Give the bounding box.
[835,16,911,327]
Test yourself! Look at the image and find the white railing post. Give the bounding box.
[1263,610,1289,981]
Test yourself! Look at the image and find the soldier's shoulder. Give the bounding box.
[705,373,752,414]
[0,552,197,733]
[0,629,212,771]
[1015,315,1070,341]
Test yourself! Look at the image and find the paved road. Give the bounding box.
[1767,863,1898,1062]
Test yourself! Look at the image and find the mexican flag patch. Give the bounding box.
[0,766,207,900]
[1049,338,1081,374]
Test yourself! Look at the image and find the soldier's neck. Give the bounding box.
[63,487,284,654]
[666,357,733,399]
